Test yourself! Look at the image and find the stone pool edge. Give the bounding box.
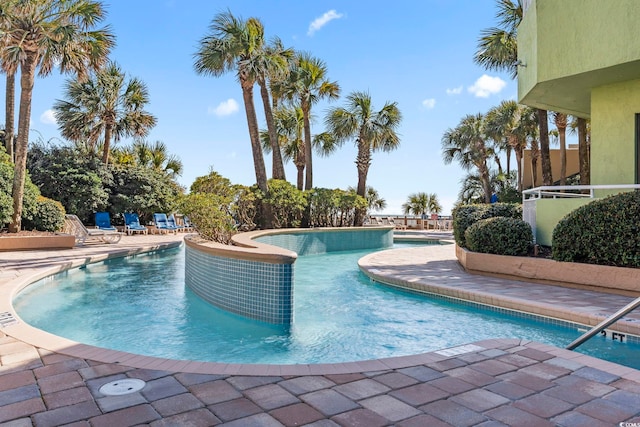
[2,232,639,379]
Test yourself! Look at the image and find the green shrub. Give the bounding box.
[465,217,533,256]
[452,202,522,248]
[177,193,236,244]
[23,196,66,232]
[552,191,640,267]
[261,179,307,229]
[307,188,367,227]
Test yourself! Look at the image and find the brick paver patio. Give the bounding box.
[1,232,640,426]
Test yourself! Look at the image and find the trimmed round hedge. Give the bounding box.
[552,191,640,267]
[465,216,533,256]
[452,202,522,248]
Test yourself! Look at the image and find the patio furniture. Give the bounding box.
[64,215,122,245]
[152,213,179,234]
[94,212,117,231]
[123,213,148,235]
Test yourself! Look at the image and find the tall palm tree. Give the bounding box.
[253,37,293,180]
[284,52,340,190]
[570,116,590,185]
[53,62,157,164]
[552,111,568,185]
[475,0,553,186]
[3,73,14,161]
[194,10,269,194]
[442,113,493,203]
[324,91,401,225]
[0,4,15,162]
[0,0,114,232]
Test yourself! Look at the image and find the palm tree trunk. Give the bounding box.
[578,117,590,185]
[302,103,313,191]
[102,123,113,164]
[530,139,539,186]
[354,141,371,226]
[241,80,268,194]
[258,81,286,180]
[9,56,37,233]
[480,163,492,204]
[559,124,567,186]
[5,73,15,162]
[538,109,553,185]
[515,149,523,193]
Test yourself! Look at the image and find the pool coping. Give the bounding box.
[2,231,640,377]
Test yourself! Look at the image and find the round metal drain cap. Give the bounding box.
[99,379,146,396]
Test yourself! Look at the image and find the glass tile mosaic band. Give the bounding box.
[185,228,393,324]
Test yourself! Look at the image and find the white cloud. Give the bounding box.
[446,86,463,95]
[468,74,506,98]
[208,99,239,117]
[308,10,343,36]
[422,98,436,109]
[40,109,57,125]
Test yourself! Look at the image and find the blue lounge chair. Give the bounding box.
[167,214,185,232]
[94,212,117,231]
[123,213,148,235]
[153,213,179,234]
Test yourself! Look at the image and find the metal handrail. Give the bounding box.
[566,296,640,350]
[523,184,640,201]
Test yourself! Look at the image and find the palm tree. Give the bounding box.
[117,141,183,178]
[324,91,402,225]
[364,186,386,213]
[194,10,269,194]
[53,62,157,164]
[284,52,340,190]
[0,0,114,232]
[485,100,537,192]
[552,112,568,185]
[474,0,553,186]
[402,192,441,217]
[570,116,591,185]
[0,4,15,162]
[253,37,293,180]
[3,73,15,161]
[442,113,493,203]
[261,106,306,189]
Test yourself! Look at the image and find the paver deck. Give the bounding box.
[1,231,639,426]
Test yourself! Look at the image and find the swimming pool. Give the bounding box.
[13,244,640,368]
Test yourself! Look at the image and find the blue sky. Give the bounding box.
[12,0,516,215]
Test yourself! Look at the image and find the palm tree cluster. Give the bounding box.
[0,0,115,232]
[473,0,590,192]
[194,10,402,226]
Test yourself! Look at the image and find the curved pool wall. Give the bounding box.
[185,227,394,324]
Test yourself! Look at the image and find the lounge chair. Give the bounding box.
[167,214,185,232]
[94,211,117,231]
[152,213,179,234]
[123,213,148,235]
[388,217,407,230]
[64,214,122,245]
[183,216,194,232]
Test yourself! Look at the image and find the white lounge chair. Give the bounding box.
[64,214,122,245]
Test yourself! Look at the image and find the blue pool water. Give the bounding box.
[13,244,640,368]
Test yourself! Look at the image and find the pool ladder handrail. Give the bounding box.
[566,295,640,350]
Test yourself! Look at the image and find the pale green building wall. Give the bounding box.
[591,80,640,187]
[518,0,640,116]
[534,199,593,247]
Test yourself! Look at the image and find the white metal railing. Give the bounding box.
[522,184,640,244]
[522,184,640,201]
